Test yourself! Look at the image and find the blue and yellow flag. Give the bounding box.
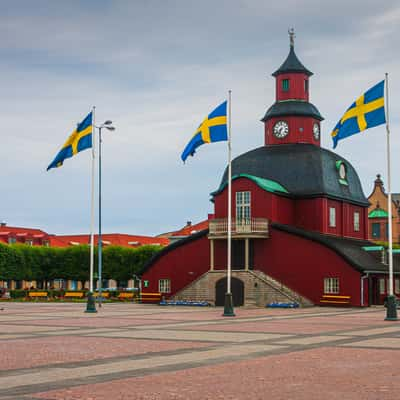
[181,101,228,162]
[47,111,93,171]
[331,81,386,148]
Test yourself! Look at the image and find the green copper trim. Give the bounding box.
[211,174,289,197]
[339,178,348,186]
[362,246,384,251]
[369,209,389,218]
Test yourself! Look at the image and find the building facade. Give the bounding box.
[367,174,400,243]
[141,34,399,307]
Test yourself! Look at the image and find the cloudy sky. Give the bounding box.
[1,0,400,236]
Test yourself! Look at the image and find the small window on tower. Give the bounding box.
[304,79,309,92]
[282,79,290,91]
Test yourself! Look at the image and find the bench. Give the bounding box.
[93,292,110,298]
[118,292,134,300]
[64,292,85,299]
[320,294,351,305]
[140,292,162,304]
[28,291,48,299]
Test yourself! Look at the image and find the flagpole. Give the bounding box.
[85,106,97,313]
[384,73,397,321]
[223,90,235,317]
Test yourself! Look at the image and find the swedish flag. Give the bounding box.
[181,101,228,162]
[47,112,93,171]
[331,81,386,148]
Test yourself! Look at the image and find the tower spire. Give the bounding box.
[288,28,295,48]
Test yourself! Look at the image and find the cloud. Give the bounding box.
[1,0,400,235]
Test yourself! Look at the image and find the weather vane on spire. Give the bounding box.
[288,28,295,48]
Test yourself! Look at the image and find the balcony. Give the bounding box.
[208,218,269,239]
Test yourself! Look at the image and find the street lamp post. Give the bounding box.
[97,120,115,308]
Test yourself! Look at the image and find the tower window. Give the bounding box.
[282,79,290,92]
[304,79,309,92]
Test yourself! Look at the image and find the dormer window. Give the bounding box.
[236,191,251,224]
[304,79,309,92]
[282,79,290,92]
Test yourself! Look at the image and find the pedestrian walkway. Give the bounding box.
[0,303,399,399]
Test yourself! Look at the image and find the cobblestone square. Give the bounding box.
[0,303,399,399]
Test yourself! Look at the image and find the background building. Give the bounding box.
[368,174,400,244]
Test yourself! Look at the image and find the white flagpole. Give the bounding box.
[223,90,235,316]
[227,91,232,295]
[384,73,397,320]
[89,106,96,294]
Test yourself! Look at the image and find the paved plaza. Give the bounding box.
[0,303,399,399]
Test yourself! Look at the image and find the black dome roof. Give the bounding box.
[217,144,369,206]
[272,46,313,77]
[261,100,324,122]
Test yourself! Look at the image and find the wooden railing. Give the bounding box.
[208,218,269,237]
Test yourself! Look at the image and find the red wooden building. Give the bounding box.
[142,35,399,307]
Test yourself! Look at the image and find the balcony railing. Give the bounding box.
[208,218,269,238]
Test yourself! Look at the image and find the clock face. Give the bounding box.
[273,121,289,139]
[339,163,346,180]
[313,123,320,140]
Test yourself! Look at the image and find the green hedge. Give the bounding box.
[0,244,161,282]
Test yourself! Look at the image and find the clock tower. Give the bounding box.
[262,29,324,146]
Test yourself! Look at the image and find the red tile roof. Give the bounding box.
[0,225,169,248]
[170,220,209,237]
[0,225,48,236]
[0,225,51,246]
[54,234,169,248]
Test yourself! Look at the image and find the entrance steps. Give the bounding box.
[172,269,313,307]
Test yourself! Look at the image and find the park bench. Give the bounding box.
[28,291,48,299]
[94,292,110,298]
[140,292,162,304]
[320,294,351,305]
[118,292,134,300]
[64,292,85,299]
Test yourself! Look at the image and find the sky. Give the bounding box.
[1,0,400,236]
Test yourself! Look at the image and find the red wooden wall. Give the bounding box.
[141,235,210,297]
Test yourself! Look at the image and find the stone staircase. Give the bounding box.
[172,269,313,307]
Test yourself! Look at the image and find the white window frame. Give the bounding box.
[354,212,360,232]
[329,207,336,228]
[8,237,16,244]
[379,278,385,295]
[324,277,339,294]
[158,279,171,293]
[236,191,251,224]
[26,239,33,246]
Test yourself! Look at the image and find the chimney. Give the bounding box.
[186,221,192,227]
[0,222,6,227]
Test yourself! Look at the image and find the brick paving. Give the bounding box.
[0,303,399,399]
